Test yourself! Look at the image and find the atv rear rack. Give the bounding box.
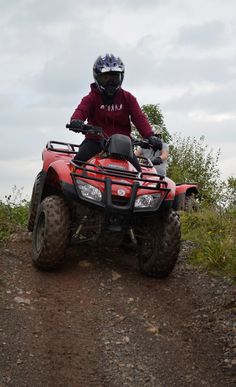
[46,140,79,154]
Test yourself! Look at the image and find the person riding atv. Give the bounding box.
[135,124,169,177]
[70,53,162,169]
[27,54,199,278]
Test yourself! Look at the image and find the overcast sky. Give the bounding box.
[0,0,235,201]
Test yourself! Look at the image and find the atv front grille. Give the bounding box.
[111,195,130,206]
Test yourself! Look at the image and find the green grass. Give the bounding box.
[0,187,29,243]
[180,208,236,280]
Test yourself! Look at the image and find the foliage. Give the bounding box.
[132,104,171,143]
[181,208,236,280]
[141,104,172,143]
[0,186,29,243]
[220,176,236,209]
[133,103,224,206]
[167,133,221,205]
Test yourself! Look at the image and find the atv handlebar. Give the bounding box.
[66,120,103,137]
[66,121,158,150]
[132,138,152,149]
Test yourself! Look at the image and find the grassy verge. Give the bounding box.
[0,189,29,243]
[180,208,236,281]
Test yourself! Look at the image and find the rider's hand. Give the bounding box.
[153,156,163,165]
[70,119,84,128]
[148,136,162,151]
[141,140,150,149]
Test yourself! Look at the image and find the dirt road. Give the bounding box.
[0,231,235,387]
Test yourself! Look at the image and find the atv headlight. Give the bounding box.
[76,180,102,202]
[134,194,161,209]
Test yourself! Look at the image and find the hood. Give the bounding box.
[90,82,101,94]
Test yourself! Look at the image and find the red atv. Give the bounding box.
[28,121,198,277]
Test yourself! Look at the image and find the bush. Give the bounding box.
[0,187,29,243]
[220,176,236,209]
[141,104,172,143]
[168,134,221,206]
[181,208,236,280]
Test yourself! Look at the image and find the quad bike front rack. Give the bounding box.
[70,161,170,213]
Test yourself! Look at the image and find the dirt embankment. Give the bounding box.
[0,232,235,387]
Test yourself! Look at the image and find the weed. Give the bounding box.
[0,186,29,243]
[181,208,236,280]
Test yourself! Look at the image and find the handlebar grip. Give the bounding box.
[132,140,150,149]
[66,120,84,129]
[66,122,103,136]
[68,127,81,133]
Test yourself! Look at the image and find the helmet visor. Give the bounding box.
[96,72,122,88]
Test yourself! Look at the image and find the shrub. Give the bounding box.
[168,134,221,206]
[181,208,236,280]
[0,186,29,243]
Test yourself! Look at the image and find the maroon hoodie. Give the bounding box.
[71,83,153,139]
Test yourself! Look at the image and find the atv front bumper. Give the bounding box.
[70,163,171,214]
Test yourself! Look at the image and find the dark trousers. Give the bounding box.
[74,138,103,162]
[74,138,141,172]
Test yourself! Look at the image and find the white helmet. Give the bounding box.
[152,124,163,136]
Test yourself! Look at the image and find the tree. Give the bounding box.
[221,176,236,209]
[131,104,171,143]
[227,176,236,208]
[167,133,221,205]
[141,104,171,143]
[132,102,223,205]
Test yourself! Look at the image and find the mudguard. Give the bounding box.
[173,183,199,211]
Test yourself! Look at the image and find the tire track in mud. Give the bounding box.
[0,237,235,387]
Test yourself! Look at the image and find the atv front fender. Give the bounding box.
[43,160,73,184]
[173,183,199,211]
[27,171,46,231]
[41,160,77,200]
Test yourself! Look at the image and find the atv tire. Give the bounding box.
[32,195,70,270]
[137,210,181,278]
[184,193,198,212]
[28,171,42,232]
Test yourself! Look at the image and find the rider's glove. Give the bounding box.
[153,156,163,165]
[141,140,150,149]
[70,119,84,128]
[148,135,163,151]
